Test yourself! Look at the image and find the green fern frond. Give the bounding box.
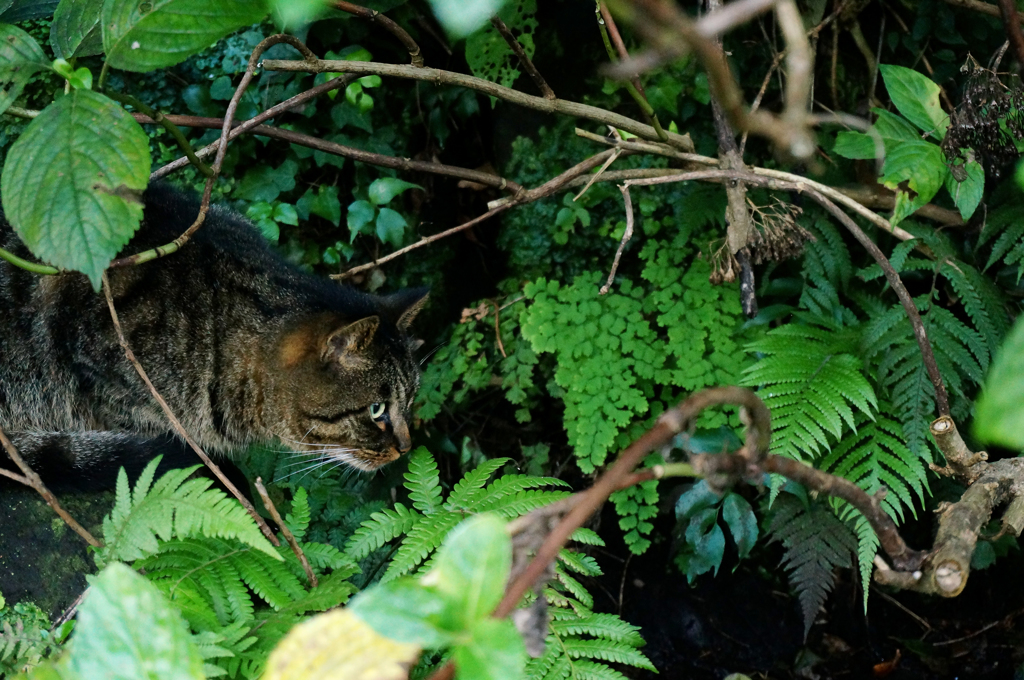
[381,512,464,582]
[569,528,605,546]
[555,565,594,609]
[99,457,279,564]
[768,494,857,637]
[444,457,511,510]
[558,550,603,577]
[560,638,656,671]
[283,487,311,540]
[979,201,1024,281]
[549,611,644,646]
[819,412,928,521]
[404,447,443,514]
[743,323,877,462]
[350,449,570,583]
[343,503,422,560]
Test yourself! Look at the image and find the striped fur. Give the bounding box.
[0,182,426,485]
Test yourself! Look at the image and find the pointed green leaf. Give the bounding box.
[68,563,204,680]
[375,207,407,248]
[879,64,948,138]
[50,0,104,59]
[721,493,758,560]
[349,578,452,647]
[0,23,49,115]
[880,140,947,225]
[102,0,268,72]
[368,177,421,206]
[833,131,878,160]
[975,316,1024,449]
[452,618,526,680]
[944,158,984,221]
[431,514,510,629]
[0,90,151,288]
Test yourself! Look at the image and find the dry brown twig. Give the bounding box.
[490,16,555,98]
[599,184,635,294]
[0,425,102,548]
[101,273,280,546]
[255,477,317,586]
[332,0,424,67]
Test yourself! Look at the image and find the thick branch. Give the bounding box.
[997,0,1024,69]
[260,58,694,150]
[333,1,424,67]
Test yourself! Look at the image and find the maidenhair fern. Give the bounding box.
[742,321,877,463]
[767,492,858,637]
[346,448,570,581]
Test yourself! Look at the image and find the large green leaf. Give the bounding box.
[102,0,268,72]
[431,514,510,629]
[975,315,1024,449]
[50,0,104,59]
[0,24,49,115]
[68,563,204,680]
[348,578,452,647]
[453,618,526,680]
[879,64,948,139]
[428,0,508,38]
[0,0,56,22]
[0,90,151,288]
[880,140,947,225]
[944,158,984,221]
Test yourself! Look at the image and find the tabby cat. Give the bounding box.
[0,182,426,488]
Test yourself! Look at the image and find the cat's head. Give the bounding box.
[272,288,428,471]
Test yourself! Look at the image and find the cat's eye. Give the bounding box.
[369,402,386,419]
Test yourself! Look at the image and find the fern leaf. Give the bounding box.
[570,660,631,680]
[381,512,463,582]
[558,550,602,577]
[482,488,572,518]
[769,495,857,637]
[743,323,876,462]
[445,457,511,510]
[404,447,443,514]
[549,612,644,646]
[569,528,605,546]
[101,464,278,563]
[561,639,656,671]
[555,565,593,609]
[284,487,311,540]
[344,503,421,560]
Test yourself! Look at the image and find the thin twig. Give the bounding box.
[333,0,424,66]
[255,477,317,587]
[600,184,635,294]
[101,273,280,546]
[0,425,102,547]
[490,301,507,358]
[334,149,620,279]
[490,16,555,99]
[260,58,695,150]
[134,114,521,193]
[597,2,667,140]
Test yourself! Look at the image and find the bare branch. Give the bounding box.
[997,0,1024,70]
[260,58,695,150]
[255,477,317,587]
[333,1,424,67]
[0,426,102,548]
[490,16,555,98]
[101,273,280,546]
[599,184,635,294]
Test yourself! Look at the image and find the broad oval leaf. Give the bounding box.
[975,315,1024,449]
[348,578,452,647]
[0,89,151,288]
[264,608,420,680]
[50,0,104,59]
[452,618,527,680]
[879,64,948,139]
[944,158,984,221]
[430,513,511,629]
[68,563,205,680]
[0,23,49,115]
[0,0,55,22]
[375,207,407,248]
[721,493,758,560]
[102,0,268,72]
[833,131,879,160]
[880,140,947,226]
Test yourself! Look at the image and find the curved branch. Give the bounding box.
[260,58,695,150]
[333,0,424,67]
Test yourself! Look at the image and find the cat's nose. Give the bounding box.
[394,419,412,453]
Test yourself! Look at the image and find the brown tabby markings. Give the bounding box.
[0,183,426,483]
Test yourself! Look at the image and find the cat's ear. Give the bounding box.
[383,287,429,333]
[322,316,379,363]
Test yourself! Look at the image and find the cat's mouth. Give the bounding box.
[279,436,402,473]
[344,448,402,471]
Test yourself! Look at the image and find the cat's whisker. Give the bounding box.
[278,455,337,480]
[419,341,447,366]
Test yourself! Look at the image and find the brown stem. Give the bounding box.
[255,477,318,587]
[101,274,280,546]
[0,425,102,548]
[600,184,635,294]
[260,58,695,150]
[599,3,644,98]
[998,0,1024,69]
[333,149,620,279]
[490,16,555,99]
[333,0,424,67]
